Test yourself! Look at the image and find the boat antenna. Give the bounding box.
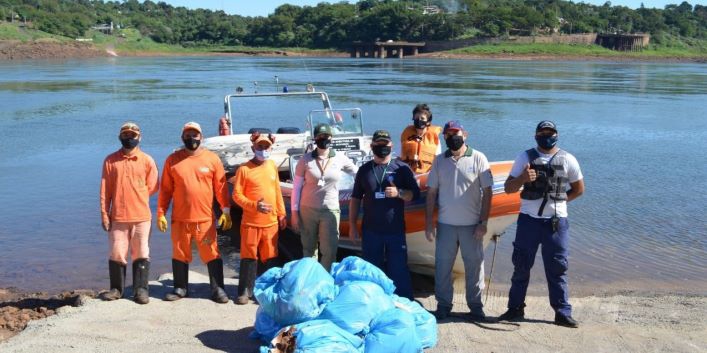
[485,233,501,304]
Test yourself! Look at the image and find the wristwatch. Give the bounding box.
[478,220,488,226]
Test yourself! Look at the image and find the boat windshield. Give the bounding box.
[307,109,363,138]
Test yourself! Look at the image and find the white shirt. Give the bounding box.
[509,148,583,218]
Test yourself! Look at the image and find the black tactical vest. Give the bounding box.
[520,149,569,201]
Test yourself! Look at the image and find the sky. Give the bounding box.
[159,1,706,17]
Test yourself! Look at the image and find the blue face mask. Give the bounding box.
[254,149,271,161]
[535,134,558,150]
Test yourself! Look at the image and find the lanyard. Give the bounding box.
[373,162,390,192]
[315,155,332,180]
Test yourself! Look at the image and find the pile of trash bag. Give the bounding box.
[252,257,437,353]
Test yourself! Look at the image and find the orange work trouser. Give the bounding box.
[240,224,278,261]
[171,220,220,264]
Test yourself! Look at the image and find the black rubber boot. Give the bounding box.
[236,259,256,305]
[258,258,278,276]
[101,260,126,301]
[164,259,188,301]
[207,258,229,304]
[132,258,150,305]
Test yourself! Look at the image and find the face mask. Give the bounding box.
[254,149,271,161]
[535,135,558,150]
[371,145,392,158]
[445,135,464,151]
[413,119,428,129]
[120,137,139,149]
[315,139,332,150]
[183,137,201,151]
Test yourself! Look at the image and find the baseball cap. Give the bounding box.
[443,120,464,134]
[536,120,557,133]
[313,124,333,137]
[372,130,392,143]
[182,121,202,134]
[251,131,274,146]
[119,121,140,135]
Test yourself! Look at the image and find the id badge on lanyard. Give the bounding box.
[373,163,391,199]
[315,156,331,188]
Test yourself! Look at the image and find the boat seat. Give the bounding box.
[276,127,301,134]
[247,128,272,134]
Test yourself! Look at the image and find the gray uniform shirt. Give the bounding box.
[427,146,493,226]
[295,149,357,210]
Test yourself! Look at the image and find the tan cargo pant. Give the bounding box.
[299,206,340,271]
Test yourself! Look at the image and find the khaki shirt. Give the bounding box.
[427,146,493,226]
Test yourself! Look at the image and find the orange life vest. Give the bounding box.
[400,125,441,174]
[219,116,230,136]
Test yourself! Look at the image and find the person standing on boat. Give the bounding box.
[399,104,442,174]
[232,131,287,305]
[499,120,584,328]
[424,120,493,321]
[157,122,232,303]
[100,122,158,304]
[349,130,420,300]
[291,124,358,271]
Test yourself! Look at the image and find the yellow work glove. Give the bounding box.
[157,215,168,232]
[218,212,232,231]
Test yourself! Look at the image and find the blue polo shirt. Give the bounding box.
[351,158,420,234]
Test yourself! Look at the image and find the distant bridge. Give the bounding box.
[350,41,425,59]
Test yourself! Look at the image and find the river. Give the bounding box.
[0,57,705,295]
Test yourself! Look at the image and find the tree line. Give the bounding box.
[1,0,705,48]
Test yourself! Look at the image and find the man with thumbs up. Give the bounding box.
[500,120,584,328]
[350,130,420,300]
[157,122,232,303]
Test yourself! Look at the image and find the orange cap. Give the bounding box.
[182,121,202,134]
[250,131,274,146]
[119,121,140,135]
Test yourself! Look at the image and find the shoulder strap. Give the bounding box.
[525,148,540,162]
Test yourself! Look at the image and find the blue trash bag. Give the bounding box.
[259,320,363,353]
[254,258,338,326]
[365,308,422,353]
[329,256,396,295]
[392,295,438,349]
[250,306,283,342]
[318,281,395,335]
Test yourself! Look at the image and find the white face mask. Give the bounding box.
[254,149,271,161]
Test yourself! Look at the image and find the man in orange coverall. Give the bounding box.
[100,121,158,304]
[157,121,233,303]
[232,131,286,305]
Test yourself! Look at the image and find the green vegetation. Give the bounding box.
[1,0,706,56]
[0,21,67,41]
[452,43,621,56]
[451,42,707,58]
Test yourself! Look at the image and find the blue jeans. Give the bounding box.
[361,230,413,300]
[507,213,572,316]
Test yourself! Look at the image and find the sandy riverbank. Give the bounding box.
[1,271,704,352]
[0,40,346,60]
[1,40,705,63]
